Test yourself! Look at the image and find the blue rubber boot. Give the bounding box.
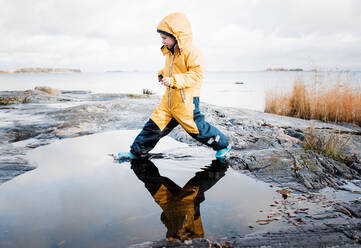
[215,144,232,160]
[113,152,136,163]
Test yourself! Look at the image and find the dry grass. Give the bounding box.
[265,76,361,126]
[303,126,356,165]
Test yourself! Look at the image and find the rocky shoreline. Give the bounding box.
[0,88,360,247]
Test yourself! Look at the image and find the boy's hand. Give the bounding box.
[160,77,171,87]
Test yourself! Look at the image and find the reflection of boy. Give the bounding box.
[117,12,231,160]
[131,159,228,241]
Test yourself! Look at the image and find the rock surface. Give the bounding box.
[0,89,360,247]
[0,87,72,105]
[131,222,361,247]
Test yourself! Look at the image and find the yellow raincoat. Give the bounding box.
[151,12,206,134]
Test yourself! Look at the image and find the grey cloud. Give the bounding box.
[0,0,360,71]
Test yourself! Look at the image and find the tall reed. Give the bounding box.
[265,75,361,126]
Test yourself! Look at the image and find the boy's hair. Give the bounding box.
[157,29,176,39]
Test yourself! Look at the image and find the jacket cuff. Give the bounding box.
[170,77,176,88]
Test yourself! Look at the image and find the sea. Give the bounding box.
[1,71,360,112]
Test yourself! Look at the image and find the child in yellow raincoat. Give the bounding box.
[117,12,231,160]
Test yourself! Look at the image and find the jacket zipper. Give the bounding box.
[168,44,176,108]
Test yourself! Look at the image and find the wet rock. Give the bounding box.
[0,90,71,105]
[336,200,361,218]
[284,128,304,141]
[61,90,92,94]
[0,138,36,184]
[327,222,361,244]
[5,124,51,142]
[0,161,36,183]
[229,147,360,190]
[310,212,339,220]
[231,224,361,247]
[0,91,30,105]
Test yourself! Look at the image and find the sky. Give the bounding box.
[1,0,361,72]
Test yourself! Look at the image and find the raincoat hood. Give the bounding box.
[157,12,192,52]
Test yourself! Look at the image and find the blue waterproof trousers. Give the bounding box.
[130,97,229,157]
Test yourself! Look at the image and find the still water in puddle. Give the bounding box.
[0,130,291,247]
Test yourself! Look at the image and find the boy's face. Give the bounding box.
[160,33,176,50]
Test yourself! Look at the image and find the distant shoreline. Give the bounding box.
[1,69,360,74]
[0,68,81,73]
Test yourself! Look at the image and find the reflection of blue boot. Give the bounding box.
[113,152,136,162]
[215,144,232,160]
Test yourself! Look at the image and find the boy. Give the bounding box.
[117,12,231,160]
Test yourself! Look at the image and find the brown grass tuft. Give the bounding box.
[265,76,361,126]
[302,126,355,165]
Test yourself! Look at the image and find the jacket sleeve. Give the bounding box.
[170,48,205,89]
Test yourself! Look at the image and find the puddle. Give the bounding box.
[321,182,361,202]
[0,130,356,247]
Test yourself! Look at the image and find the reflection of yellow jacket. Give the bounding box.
[153,184,204,241]
[151,12,206,134]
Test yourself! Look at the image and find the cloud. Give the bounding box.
[0,0,360,71]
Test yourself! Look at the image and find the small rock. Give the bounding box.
[286,211,296,217]
[256,219,272,225]
[278,189,291,199]
[142,89,156,95]
[34,86,61,96]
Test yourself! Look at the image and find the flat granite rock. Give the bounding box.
[1,89,360,247]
